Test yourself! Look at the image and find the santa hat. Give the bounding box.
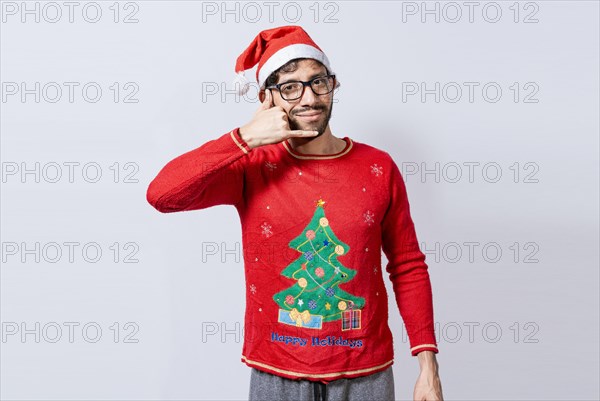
[232,25,335,96]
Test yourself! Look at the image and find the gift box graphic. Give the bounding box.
[278,308,323,329]
[342,309,362,331]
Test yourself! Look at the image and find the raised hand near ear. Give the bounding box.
[239,89,318,149]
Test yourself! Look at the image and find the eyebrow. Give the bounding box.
[278,72,328,85]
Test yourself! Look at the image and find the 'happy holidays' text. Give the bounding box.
[271,331,363,348]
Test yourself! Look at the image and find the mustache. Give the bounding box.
[292,107,326,116]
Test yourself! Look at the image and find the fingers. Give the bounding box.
[287,130,319,138]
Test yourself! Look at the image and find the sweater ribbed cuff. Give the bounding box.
[229,127,252,154]
[410,343,439,356]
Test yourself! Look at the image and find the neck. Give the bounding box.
[286,127,345,155]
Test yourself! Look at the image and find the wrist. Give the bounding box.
[417,350,438,371]
[238,126,254,149]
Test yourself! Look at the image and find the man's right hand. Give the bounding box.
[238,89,318,150]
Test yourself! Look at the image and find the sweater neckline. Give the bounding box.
[281,137,353,160]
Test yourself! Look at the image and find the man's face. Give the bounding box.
[264,59,334,137]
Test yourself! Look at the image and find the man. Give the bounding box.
[147,25,443,401]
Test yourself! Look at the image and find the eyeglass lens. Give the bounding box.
[280,76,334,100]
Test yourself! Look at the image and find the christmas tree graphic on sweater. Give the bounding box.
[273,199,365,331]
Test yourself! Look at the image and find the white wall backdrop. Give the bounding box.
[1,1,598,400]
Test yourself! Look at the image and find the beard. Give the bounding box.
[287,100,333,138]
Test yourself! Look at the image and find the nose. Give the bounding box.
[298,83,319,106]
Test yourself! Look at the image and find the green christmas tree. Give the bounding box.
[273,199,365,330]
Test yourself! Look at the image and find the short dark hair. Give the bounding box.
[263,57,340,90]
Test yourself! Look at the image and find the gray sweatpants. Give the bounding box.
[248,366,395,401]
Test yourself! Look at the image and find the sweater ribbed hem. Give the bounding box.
[241,355,393,382]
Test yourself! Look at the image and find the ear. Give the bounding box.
[258,90,265,103]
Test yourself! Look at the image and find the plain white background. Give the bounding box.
[1,1,599,400]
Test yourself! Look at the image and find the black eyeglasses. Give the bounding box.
[266,74,336,101]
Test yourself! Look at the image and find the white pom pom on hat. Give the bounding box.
[233,25,335,96]
[232,71,251,96]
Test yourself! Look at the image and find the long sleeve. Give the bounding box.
[381,157,439,356]
[146,127,251,213]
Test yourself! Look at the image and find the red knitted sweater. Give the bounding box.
[146,127,439,384]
